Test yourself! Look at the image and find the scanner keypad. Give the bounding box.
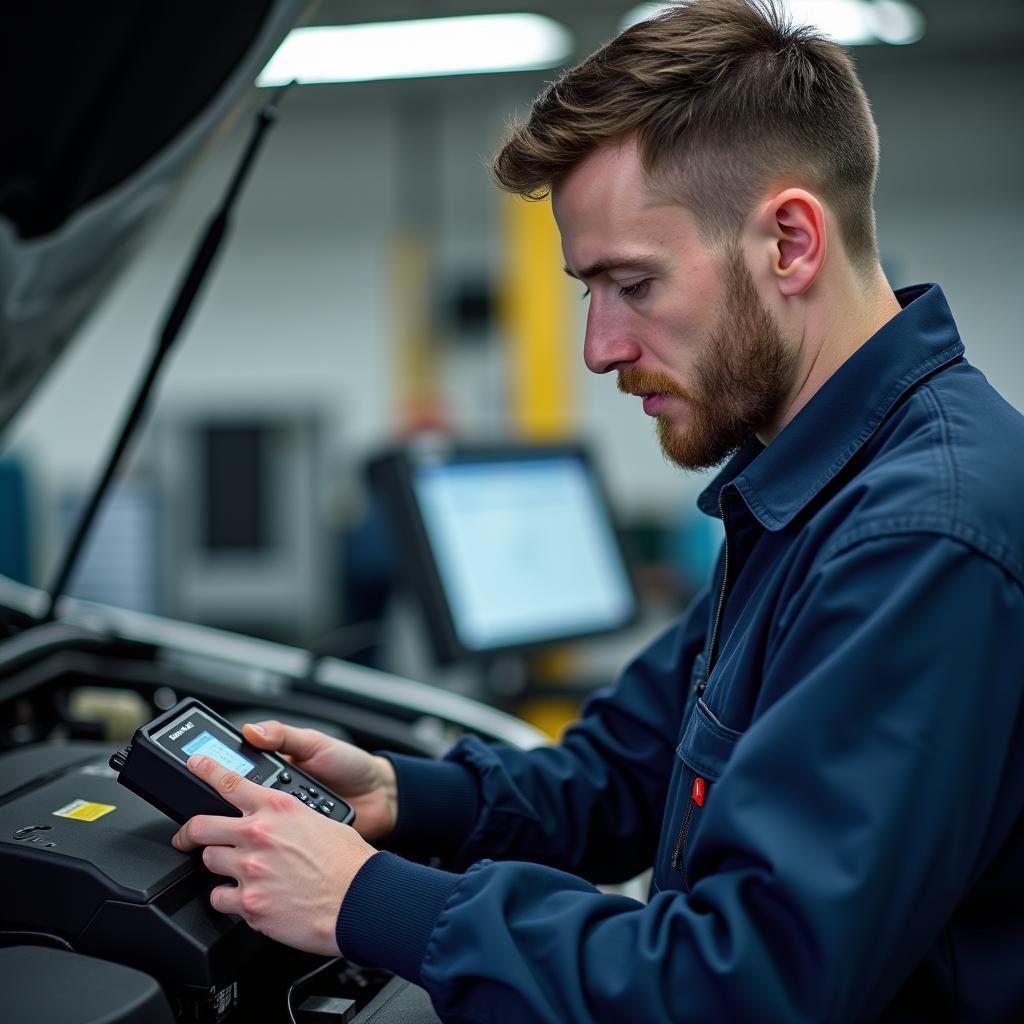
[282,781,342,819]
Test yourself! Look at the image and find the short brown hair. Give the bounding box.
[492,0,880,270]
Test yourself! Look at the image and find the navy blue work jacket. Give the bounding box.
[339,284,1024,1022]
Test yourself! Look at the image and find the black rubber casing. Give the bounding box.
[111,697,354,827]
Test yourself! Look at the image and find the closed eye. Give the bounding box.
[619,279,650,300]
[579,280,649,301]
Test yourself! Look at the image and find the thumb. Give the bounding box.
[242,720,324,762]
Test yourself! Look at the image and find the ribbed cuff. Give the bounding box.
[382,753,480,862]
[337,851,460,981]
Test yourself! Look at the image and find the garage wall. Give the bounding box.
[7,34,1022,582]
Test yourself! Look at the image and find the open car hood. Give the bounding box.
[0,2,308,433]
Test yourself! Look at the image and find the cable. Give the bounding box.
[286,956,341,1024]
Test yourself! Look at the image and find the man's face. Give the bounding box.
[552,138,798,470]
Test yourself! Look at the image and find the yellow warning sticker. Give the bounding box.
[52,799,116,821]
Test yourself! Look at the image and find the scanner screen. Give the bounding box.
[181,731,256,778]
[153,707,277,785]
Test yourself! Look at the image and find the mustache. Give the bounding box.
[617,367,694,403]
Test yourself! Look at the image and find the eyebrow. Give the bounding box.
[563,254,662,281]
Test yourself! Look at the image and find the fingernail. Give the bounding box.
[251,724,267,736]
[188,755,206,771]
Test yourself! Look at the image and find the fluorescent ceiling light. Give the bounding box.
[257,14,574,86]
[620,1,925,46]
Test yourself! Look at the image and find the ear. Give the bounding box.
[750,188,826,297]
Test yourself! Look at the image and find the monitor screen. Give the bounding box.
[374,445,637,660]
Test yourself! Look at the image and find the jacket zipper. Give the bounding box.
[696,491,732,700]
[672,776,706,885]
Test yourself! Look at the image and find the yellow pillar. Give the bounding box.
[500,194,575,440]
[392,233,445,432]
[500,193,581,724]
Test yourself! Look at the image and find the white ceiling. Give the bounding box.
[307,0,1024,67]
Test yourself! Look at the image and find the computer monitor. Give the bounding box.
[370,441,638,663]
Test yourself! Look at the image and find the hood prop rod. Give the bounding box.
[41,81,296,623]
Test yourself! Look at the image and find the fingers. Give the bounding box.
[171,812,245,852]
[209,882,243,918]
[200,844,239,878]
[242,720,327,763]
[186,753,264,814]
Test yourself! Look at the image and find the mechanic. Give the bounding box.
[172,1,1024,1019]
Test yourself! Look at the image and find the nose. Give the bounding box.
[583,303,641,375]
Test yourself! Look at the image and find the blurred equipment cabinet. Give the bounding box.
[155,410,332,644]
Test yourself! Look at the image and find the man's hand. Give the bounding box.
[240,720,398,844]
[171,754,377,955]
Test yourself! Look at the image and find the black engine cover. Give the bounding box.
[0,742,264,988]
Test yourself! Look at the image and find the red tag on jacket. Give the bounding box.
[692,777,705,807]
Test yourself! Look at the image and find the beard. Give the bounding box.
[617,246,797,471]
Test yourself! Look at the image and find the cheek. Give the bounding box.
[646,305,713,367]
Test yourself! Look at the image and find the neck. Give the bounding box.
[758,265,901,444]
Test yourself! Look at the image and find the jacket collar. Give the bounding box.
[696,283,965,529]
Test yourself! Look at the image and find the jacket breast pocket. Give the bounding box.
[671,697,743,891]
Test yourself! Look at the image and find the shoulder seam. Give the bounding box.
[819,518,1024,589]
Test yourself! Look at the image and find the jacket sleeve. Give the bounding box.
[385,585,713,883]
[339,533,1024,1023]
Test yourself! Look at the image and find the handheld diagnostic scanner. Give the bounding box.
[109,698,354,826]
